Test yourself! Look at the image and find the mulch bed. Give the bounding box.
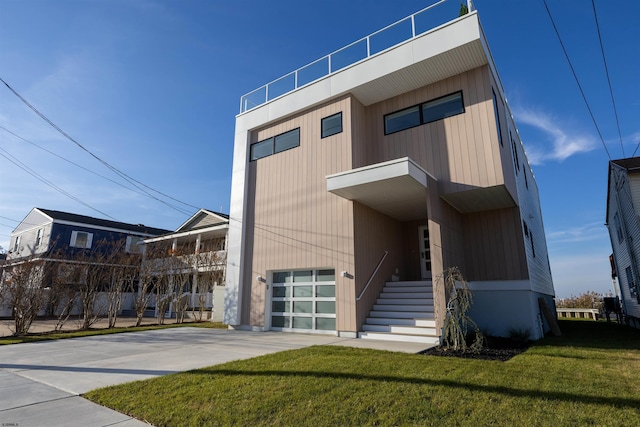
[420,337,530,362]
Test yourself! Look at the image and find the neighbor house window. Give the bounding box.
[126,235,144,254]
[321,112,343,138]
[492,88,503,146]
[625,266,638,301]
[250,128,300,161]
[13,235,21,252]
[35,228,44,247]
[70,231,93,249]
[614,212,624,243]
[384,91,464,135]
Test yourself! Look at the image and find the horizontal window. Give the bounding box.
[384,91,464,135]
[250,128,300,161]
[321,112,343,138]
[250,138,273,161]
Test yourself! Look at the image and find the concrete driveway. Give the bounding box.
[0,327,429,426]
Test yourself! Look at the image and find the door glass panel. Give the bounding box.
[292,316,313,329]
[293,286,312,297]
[271,301,289,313]
[293,301,312,313]
[293,270,313,282]
[273,272,292,283]
[272,286,290,297]
[316,317,336,331]
[316,285,335,298]
[317,269,335,282]
[271,316,289,328]
[316,301,335,314]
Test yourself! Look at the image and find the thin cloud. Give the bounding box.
[546,222,609,245]
[514,108,597,165]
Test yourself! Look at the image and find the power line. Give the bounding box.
[591,0,624,157]
[542,0,611,160]
[0,76,197,215]
[0,147,117,220]
[0,124,149,199]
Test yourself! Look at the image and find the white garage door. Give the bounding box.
[270,269,336,332]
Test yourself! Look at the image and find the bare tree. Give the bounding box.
[105,251,140,329]
[48,262,81,331]
[1,257,49,336]
[194,249,226,321]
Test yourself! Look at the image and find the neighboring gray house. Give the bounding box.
[606,158,640,328]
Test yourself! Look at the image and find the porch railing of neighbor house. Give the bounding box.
[239,0,476,113]
[357,250,389,301]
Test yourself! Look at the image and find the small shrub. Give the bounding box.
[440,267,483,352]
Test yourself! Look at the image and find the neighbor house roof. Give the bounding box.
[36,208,171,236]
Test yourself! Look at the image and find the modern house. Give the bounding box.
[2,208,170,317]
[224,1,556,343]
[606,158,640,328]
[142,209,229,321]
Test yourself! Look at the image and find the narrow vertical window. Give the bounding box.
[35,228,44,247]
[13,235,21,252]
[492,88,503,146]
[321,112,343,138]
[530,232,536,258]
[614,212,624,243]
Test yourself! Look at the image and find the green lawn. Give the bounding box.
[85,320,640,426]
[0,321,227,345]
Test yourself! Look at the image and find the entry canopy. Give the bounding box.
[326,157,430,221]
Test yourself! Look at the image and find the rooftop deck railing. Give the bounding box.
[239,0,475,113]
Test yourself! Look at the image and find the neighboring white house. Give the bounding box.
[224,0,556,343]
[143,209,229,321]
[606,158,640,328]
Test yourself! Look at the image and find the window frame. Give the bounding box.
[383,91,464,135]
[321,112,343,138]
[70,230,93,249]
[35,228,44,247]
[250,127,300,161]
[492,88,504,146]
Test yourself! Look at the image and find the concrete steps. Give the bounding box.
[359,280,439,345]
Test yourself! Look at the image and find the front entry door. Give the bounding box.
[418,225,432,279]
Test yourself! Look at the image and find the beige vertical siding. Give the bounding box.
[244,96,357,330]
[352,203,405,328]
[462,207,528,280]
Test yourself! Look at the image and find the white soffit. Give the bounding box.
[327,158,430,221]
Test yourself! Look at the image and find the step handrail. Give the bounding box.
[357,250,389,301]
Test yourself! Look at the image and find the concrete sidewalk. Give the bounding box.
[0,327,430,426]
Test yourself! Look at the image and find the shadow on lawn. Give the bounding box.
[186,368,640,410]
[542,320,640,351]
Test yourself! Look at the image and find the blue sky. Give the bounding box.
[1,0,638,298]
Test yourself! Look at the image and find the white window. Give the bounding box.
[13,235,21,252]
[70,231,93,248]
[126,235,144,254]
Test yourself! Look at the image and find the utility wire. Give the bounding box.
[0,124,149,199]
[542,0,611,160]
[0,77,197,215]
[0,147,118,220]
[591,0,624,158]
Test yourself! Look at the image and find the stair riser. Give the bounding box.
[373,304,433,311]
[358,332,440,344]
[362,325,438,335]
[369,311,433,318]
[366,318,435,327]
[377,298,433,305]
[380,292,432,298]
